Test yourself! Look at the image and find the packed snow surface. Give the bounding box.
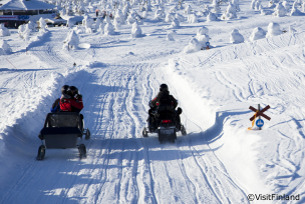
[0,0,305,203]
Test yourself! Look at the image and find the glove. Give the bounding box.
[75,94,82,100]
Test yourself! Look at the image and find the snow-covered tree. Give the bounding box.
[114,9,125,25]
[290,1,304,16]
[185,4,192,14]
[207,12,219,22]
[188,14,198,23]
[232,0,240,12]
[27,21,36,32]
[254,1,262,11]
[166,30,176,41]
[38,17,47,31]
[273,3,286,17]
[251,0,257,9]
[82,15,94,28]
[249,27,266,41]
[222,3,237,20]
[95,17,103,30]
[283,1,291,11]
[165,12,175,23]
[183,38,201,53]
[131,22,143,38]
[230,29,244,44]
[175,13,185,22]
[170,18,180,28]
[0,40,12,54]
[63,30,79,50]
[266,22,282,37]
[144,0,152,11]
[104,22,115,35]
[195,26,210,49]
[211,0,221,14]
[154,8,165,21]
[0,24,10,36]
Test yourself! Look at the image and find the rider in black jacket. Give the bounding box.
[148,84,182,132]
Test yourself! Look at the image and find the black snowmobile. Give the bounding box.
[142,108,187,143]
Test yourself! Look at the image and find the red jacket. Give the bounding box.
[60,98,83,112]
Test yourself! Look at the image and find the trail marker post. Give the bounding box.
[249,104,271,130]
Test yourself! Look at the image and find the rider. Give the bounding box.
[50,85,69,113]
[148,84,182,132]
[60,85,85,130]
[60,86,83,112]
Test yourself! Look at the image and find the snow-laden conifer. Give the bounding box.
[290,1,304,16]
[0,40,12,54]
[188,14,198,23]
[104,22,115,35]
[230,29,244,44]
[211,0,221,14]
[63,30,79,50]
[166,31,176,41]
[283,1,291,11]
[266,22,282,37]
[131,22,143,38]
[170,18,180,28]
[273,3,286,17]
[222,3,237,20]
[249,27,266,41]
[195,26,210,49]
[183,38,202,53]
[0,24,10,36]
[207,12,218,22]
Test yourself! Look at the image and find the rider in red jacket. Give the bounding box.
[60,86,83,112]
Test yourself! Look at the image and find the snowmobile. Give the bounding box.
[142,109,187,143]
[36,112,90,160]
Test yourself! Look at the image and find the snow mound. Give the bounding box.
[78,43,91,49]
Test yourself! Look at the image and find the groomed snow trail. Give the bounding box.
[0,27,250,203]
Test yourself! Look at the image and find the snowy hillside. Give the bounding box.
[0,0,305,203]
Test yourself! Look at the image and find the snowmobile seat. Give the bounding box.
[39,112,83,149]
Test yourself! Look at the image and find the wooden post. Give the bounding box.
[258,104,261,130]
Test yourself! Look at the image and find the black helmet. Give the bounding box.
[159,84,168,92]
[69,86,78,94]
[61,85,69,94]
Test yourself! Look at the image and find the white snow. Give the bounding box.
[0,0,305,203]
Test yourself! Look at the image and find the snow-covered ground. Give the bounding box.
[0,0,305,203]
